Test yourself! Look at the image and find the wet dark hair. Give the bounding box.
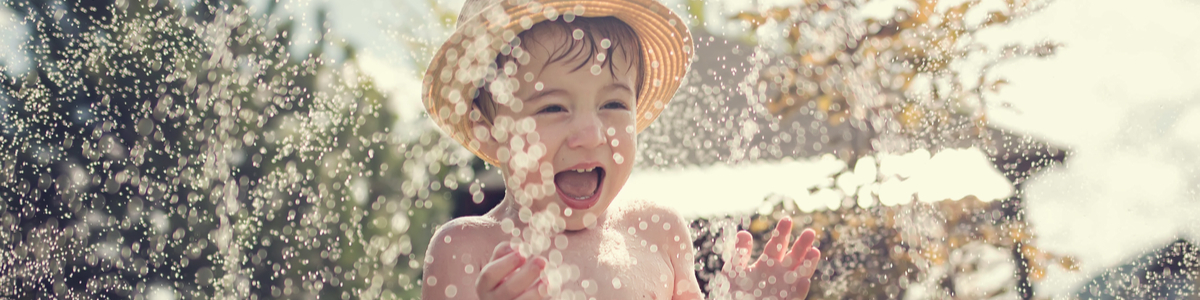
[473,16,645,124]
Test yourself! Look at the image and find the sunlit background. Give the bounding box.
[1,0,1196,299]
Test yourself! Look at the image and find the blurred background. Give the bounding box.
[0,0,1196,299]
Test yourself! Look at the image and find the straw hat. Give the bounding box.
[422,0,694,166]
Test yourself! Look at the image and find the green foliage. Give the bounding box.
[730,0,1060,158]
[0,1,463,298]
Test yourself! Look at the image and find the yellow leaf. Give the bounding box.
[750,218,771,234]
[768,7,791,21]
[899,104,923,129]
[913,0,937,24]
[985,11,1010,26]
[1029,264,1046,281]
[828,111,846,126]
[945,0,981,23]
[1059,256,1080,271]
[800,53,816,65]
[989,79,1009,92]
[787,25,802,43]
[731,12,768,28]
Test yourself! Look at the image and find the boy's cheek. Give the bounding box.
[609,131,637,166]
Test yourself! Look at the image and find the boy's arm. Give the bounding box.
[422,219,545,300]
[421,220,484,300]
[653,207,706,300]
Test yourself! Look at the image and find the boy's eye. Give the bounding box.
[538,105,566,114]
[602,101,629,110]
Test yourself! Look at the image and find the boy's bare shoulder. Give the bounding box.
[426,215,506,258]
[435,215,503,234]
[422,216,507,299]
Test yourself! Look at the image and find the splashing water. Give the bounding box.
[0,1,474,298]
[0,0,1122,299]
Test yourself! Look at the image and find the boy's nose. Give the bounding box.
[566,114,605,149]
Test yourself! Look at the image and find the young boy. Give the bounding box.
[419,0,822,299]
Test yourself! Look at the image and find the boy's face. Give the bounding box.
[484,24,639,231]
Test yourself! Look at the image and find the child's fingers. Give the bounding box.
[791,276,813,300]
[476,250,524,292]
[727,230,754,272]
[490,241,515,261]
[511,280,548,300]
[492,257,547,300]
[785,229,816,270]
[799,247,821,278]
[760,217,793,263]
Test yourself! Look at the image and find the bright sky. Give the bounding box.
[971,0,1200,295]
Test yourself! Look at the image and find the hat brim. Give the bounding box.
[422,0,694,166]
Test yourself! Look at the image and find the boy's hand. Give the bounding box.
[724,217,822,300]
[476,242,548,300]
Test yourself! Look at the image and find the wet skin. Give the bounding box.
[421,23,821,300]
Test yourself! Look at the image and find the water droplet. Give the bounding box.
[555,235,569,249]
[590,65,602,75]
[600,38,611,49]
[428,276,438,287]
[501,218,515,234]
[582,279,597,294]
[549,249,563,265]
[572,29,584,40]
[582,213,598,228]
[610,139,619,147]
[535,82,544,91]
[445,284,458,298]
[520,16,534,29]
[613,153,624,164]
[518,208,532,223]
[612,277,622,289]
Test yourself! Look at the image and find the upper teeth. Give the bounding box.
[574,167,596,173]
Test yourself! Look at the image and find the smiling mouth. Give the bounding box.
[553,166,605,206]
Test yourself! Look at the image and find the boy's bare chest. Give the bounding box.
[552,228,675,300]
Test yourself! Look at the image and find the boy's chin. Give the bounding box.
[562,217,594,232]
[557,197,614,231]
